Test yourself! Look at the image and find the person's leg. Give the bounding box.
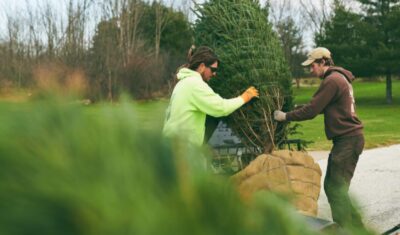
[324,135,364,228]
[349,135,365,227]
[324,150,353,226]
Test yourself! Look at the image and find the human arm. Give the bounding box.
[286,78,338,121]
[274,78,338,122]
[191,82,258,117]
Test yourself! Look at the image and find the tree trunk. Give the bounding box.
[296,78,300,88]
[386,71,392,104]
[155,3,161,61]
[264,136,274,154]
[108,69,113,102]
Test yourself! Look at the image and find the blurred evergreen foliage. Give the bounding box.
[0,97,375,235]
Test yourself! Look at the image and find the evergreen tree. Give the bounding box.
[316,3,373,75]
[194,0,293,153]
[359,0,400,104]
[317,0,400,104]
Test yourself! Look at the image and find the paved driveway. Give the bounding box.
[309,144,400,234]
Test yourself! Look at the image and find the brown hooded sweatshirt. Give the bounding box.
[286,66,363,140]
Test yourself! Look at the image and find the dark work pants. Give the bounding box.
[324,134,365,228]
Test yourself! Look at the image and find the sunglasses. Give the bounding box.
[208,66,218,73]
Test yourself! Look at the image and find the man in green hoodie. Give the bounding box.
[274,47,365,229]
[163,46,258,146]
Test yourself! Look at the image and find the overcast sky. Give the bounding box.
[0,0,58,36]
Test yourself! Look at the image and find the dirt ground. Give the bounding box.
[309,144,400,233]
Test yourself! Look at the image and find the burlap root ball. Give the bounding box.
[231,150,322,216]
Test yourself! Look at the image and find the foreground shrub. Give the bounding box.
[0,98,372,235]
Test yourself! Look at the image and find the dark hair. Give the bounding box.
[186,46,219,70]
[314,57,335,66]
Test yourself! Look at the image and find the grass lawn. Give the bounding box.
[84,98,169,132]
[1,80,398,151]
[83,80,399,151]
[124,80,400,151]
[292,79,400,150]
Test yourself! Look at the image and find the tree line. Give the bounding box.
[0,0,193,101]
[0,0,399,103]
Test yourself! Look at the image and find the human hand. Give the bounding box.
[274,110,286,121]
[241,86,259,103]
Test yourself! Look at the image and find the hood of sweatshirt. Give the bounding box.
[177,68,202,81]
[324,66,355,83]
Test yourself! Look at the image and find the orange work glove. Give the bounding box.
[240,86,259,103]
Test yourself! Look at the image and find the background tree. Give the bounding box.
[316,2,371,73]
[89,20,121,101]
[62,0,93,68]
[299,0,332,36]
[316,0,400,104]
[154,0,172,61]
[3,15,30,89]
[40,2,60,60]
[358,0,400,104]
[275,18,307,87]
[87,1,192,100]
[266,0,307,87]
[140,2,193,72]
[194,0,293,153]
[0,0,194,100]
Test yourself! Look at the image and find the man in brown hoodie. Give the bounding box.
[274,47,365,228]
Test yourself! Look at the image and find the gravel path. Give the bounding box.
[309,144,400,233]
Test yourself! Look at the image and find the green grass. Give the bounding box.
[79,79,400,151]
[292,79,400,150]
[1,80,397,152]
[84,98,169,133]
[122,80,400,151]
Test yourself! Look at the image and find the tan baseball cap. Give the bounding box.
[301,47,332,66]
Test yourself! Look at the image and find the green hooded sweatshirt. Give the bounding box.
[163,68,244,146]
